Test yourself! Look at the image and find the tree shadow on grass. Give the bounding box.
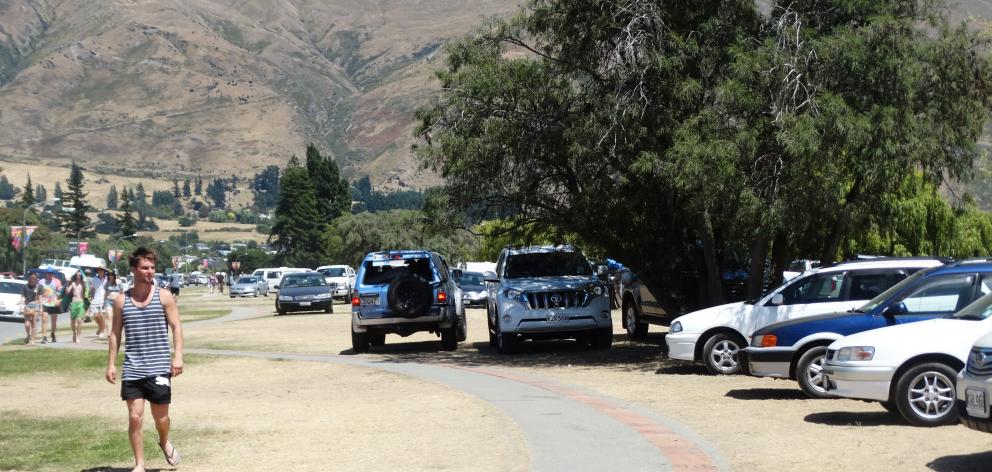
[725,388,808,400]
[927,451,992,471]
[803,410,905,427]
[339,332,670,374]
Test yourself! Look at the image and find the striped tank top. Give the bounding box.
[122,287,172,380]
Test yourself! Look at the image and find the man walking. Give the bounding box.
[90,267,108,338]
[106,247,184,471]
[38,271,62,343]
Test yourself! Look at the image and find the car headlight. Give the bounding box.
[313,293,332,299]
[278,295,293,301]
[835,346,875,361]
[590,284,604,296]
[670,321,682,333]
[504,289,526,303]
[751,334,778,348]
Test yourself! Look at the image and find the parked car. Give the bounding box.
[820,291,992,426]
[456,271,487,307]
[275,272,334,315]
[485,245,612,354]
[230,276,266,298]
[0,278,28,319]
[253,267,307,292]
[351,250,465,353]
[665,258,944,375]
[782,259,821,282]
[957,329,992,433]
[316,265,356,299]
[747,260,992,398]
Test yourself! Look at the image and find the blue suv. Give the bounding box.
[350,250,466,353]
[746,260,992,398]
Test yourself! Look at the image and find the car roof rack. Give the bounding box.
[825,256,953,268]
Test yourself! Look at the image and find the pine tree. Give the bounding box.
[53,182,63,200]
[20,174,34,207]
[269,157,328,265]
[35,184,46,204]
[182,178,191,198]
[207,178,226,208]
[117,186,137,238]
[172,178,181,198]
[194,176,203,195]
[62,161,93,237]
[304,143,351,220]
[106,185,118,210]
[134,183,147,212]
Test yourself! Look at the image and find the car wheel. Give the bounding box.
[496,318,517,354]
[369,333,385,347]
[457,311,467,342]
[254,292,258,298]
[702,332,745,375]
[441,320,459,351]
[590,327,613,350]
[487,307,497,348]
[796,346,833,399]
[276,302,286,316]
[624,302,648,340]
[880,401,899,414]
[324,304,333,314]
[351,328,370,353]
[894,362,959,427]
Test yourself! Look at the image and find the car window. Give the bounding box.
[362,258,433,285]
[980,275,992,296]
[237,277,254,284]
[0,281,22,294]
[321,268,347,277]
[460,273,484,286]
[267,272,281,279]
[504,252,592,279]
[897,274,976,314]
[779,272,845,305]
[847,271,908,300]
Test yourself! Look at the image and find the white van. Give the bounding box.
[252,267,309,291]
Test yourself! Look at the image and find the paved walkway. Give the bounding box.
[43,302,730,472]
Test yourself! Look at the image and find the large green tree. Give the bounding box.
[416,0,992,310]
[304,144,351,220]
[20,174,34,207]
[269,157,330,266]
[117,186,137,239]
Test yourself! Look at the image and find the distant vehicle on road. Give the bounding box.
[316,265,356,299]
[276,272,334,315]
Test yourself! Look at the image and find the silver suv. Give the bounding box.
[484,246,613,354]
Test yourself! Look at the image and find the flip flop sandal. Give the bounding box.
[160,441,181,466]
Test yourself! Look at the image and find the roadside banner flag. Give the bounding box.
[171,256,180,269]
[108,249,125,264]
[79,241,88,255]
[10,226,37,250]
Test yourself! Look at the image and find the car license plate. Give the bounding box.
[299,301,311,306]
[360,296,379,306]
[967,389,988,418]
[546,313,567,322]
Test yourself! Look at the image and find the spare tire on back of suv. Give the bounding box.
[387,273,433,317]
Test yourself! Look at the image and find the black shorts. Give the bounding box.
[43,306,60,315]
[121,374,172,404]
[170,287,180,296]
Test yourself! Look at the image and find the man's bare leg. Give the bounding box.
[150,402,172,459]
[49,311,57,341]
[126,398,146,472]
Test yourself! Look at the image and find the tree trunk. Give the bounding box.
[698,211,724,306]
[770,230,790,289]
[820,179,864,264]
[746,232,769,301]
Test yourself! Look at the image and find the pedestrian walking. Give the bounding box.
[38,270,62,343]
[207,272,215,294]
[104,271,122,337]
[169,273,181,297]
[216,272,224,294]
[66,272,87,343]
[21,273,40,345]
[90,267,108,338]
[106,247,184,472]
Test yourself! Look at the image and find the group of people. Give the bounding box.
[20,267,124,344]
[206,272,225,294]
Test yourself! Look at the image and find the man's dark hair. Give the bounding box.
[129,247,158,268]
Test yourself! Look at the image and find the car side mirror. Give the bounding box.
[451,269,463,284]
[770,294,784,306]
[882,302,907,317]
[483,271,499,283]
[596,265,608,276]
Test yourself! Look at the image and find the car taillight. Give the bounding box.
[759,334,777,348]
[437,290,447,303]
[351,290,360,307]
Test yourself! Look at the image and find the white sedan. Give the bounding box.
[957,329,992,433]
[0,279,28,318]
[822,292,992,426]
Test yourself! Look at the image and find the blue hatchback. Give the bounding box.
[746,260,992,398]
[350,250,465,353]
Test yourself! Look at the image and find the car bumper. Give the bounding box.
[277,299,333,312]
[462,297,488,307]
[957,370,992,432]
[230,290,256,297]
[352,307,452,333]
[821,362,895,402]
[745,347,795,378]
[665,332,701,361]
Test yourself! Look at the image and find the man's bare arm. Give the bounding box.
[105,295,125,384]
[159,289,184,377]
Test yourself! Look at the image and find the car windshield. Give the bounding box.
[856,269,930,312]
[504,251,592,279]
[362,257,434,285]
[0,281,22,294]
[282,275,325,288]
[320,268,347,277]
[460,273,484,286]
[951,292,992,320]
[237,277,255,284]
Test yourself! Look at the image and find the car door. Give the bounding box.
[752,272,846,332]
[885,272,980,326]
